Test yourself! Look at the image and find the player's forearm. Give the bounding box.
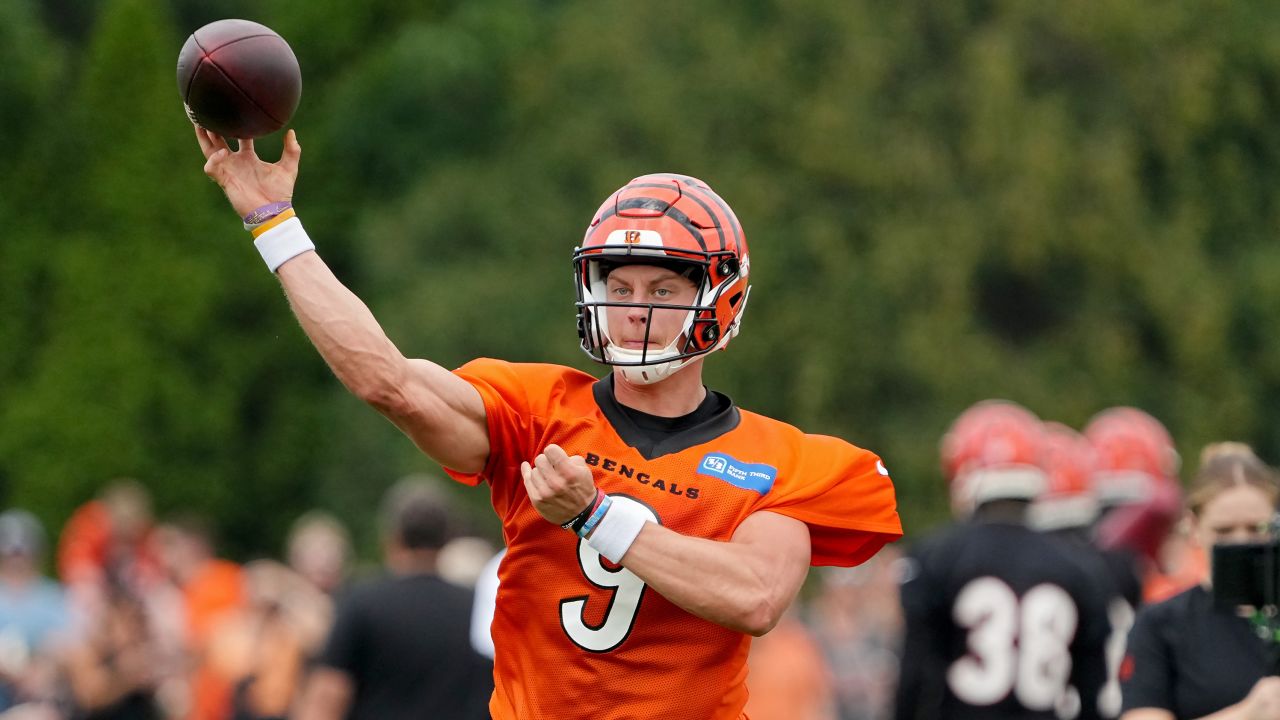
[274,253,412,407]
[620,521,808,636]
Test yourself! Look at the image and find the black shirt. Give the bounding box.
[318,572,493,720]
[894,521,1112,720]
[1121,585,1276,719]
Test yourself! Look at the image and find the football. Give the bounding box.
[176,19,301,139]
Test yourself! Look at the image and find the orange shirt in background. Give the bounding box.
[183,559,245,720]
[744,614,835,720]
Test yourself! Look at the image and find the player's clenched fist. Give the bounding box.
[520,444,597,526]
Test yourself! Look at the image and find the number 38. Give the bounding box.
[948,577,1079,711]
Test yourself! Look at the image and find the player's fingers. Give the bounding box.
[203,149,229,178]
[544,444,571,467]
[533,453,562,484]
[194,126,214,157]
[521,461,549,500]
[206,128,231,151]
[519,461,537,494]
[279,130,302,175]
[239,137,256,157]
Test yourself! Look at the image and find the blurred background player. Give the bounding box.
[1085,408,1187,605]
[895,400,1112,720]
[295,477,492,720]
[1033,422,1137,719]
[1120,443,1280,720]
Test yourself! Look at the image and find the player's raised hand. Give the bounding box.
[194,125,301,217]
[521,444,597,526]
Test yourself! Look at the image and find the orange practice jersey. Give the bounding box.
[445,359,902,720]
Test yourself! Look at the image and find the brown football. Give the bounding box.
[177,19,301,139]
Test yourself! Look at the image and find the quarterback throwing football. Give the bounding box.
[194,127,902,720]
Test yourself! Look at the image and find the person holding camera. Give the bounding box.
[1120,443,1280,720]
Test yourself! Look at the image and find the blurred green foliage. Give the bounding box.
[5,0,1280,560]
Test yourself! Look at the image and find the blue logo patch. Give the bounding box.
[697,453,777,494]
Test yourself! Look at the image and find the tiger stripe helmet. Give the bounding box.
[1083,407,1180,508]
[940,400,1048,517]
[1031,422,1099,530]
[574,174,751,384]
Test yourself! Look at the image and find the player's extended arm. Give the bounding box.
[522,445,809,636]
[194,127,489,472]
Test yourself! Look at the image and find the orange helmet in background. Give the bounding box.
[940,400,1047,516]
[1084,407,1181,508]
[574,174,751,385]
[1031,422,1099,530]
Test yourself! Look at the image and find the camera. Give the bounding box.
[1212,542,1280,608]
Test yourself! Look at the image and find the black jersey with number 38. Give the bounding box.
[895,521,1113,720]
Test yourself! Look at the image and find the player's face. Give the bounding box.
[1193,483,1275,547]
[604,264,699,350]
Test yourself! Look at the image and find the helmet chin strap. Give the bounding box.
[605,346,696,385]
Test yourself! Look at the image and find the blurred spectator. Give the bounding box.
[744,605,836,720]
[469,548,504,661]
[0,511,70,713]
[207,560,332,720]
[61,576,162,719]
[56,480,160,625]
[153,516,246,720]
[810,549,904,720]
[437,536,497,588]
[285,513,351,599]
[1120,442,1280,719]
[295,477,492,720]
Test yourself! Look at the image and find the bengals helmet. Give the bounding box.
[1030,422,1099,530]
[573,174,751,384]
[1083,407,1180,508]
[940,400,1048,516]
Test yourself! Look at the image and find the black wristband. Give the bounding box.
[562,490,602,532]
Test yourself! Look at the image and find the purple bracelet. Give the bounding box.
[242,201,293,226]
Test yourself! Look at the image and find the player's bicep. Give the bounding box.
[731,511,811,610]
[382,358,489,473]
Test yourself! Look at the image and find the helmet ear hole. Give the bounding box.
[701,325,720,344]
[717,259,738,278]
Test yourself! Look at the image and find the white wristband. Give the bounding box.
[253,216,315,272]
[585,496,655,563]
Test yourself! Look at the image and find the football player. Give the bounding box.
[1085,407,1186,605]
[1034,421,1134,719]
[895,400,1112,720]
[193,128,902,720]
